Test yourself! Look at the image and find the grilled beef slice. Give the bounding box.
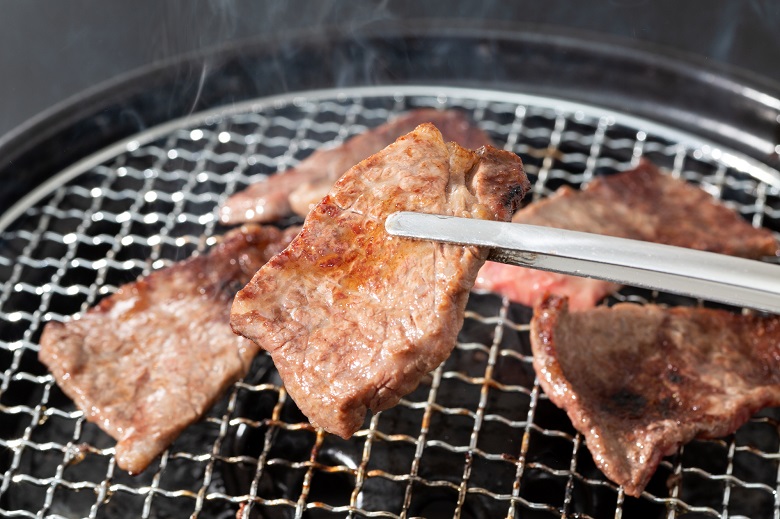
[231,123,529,438]
[531,294,780,497]
[39,225,298,474]
[219,108,494,224]
[476,160,778,310]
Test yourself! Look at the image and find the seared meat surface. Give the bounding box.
[231,123,529,438]
[476,160,778,310]
[531,294,780,497]
[39,225,298,474]
[219,109,493,224]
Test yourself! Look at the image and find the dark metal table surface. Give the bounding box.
[1,0,779,145]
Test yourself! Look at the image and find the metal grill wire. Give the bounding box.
[1,89,780,519]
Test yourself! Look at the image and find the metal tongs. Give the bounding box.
[385,212,780,314]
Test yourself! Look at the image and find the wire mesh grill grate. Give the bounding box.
[1,86,780,519]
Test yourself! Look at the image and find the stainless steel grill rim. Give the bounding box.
[1,85,780,519]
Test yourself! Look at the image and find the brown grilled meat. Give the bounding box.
[476,160,778,310]
[39,224,299,474]
[219,109,494,224]
[531,294,780,497]
[231,123,529,438]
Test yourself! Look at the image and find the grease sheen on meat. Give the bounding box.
[231,123,529,438]
[219,109,494,224]
[531,295,780,497]
[39,225,298,474]
[476,160,778,310]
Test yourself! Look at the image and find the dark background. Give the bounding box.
[1,0,780,140]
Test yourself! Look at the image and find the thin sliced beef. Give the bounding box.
[231,123,529,438]
[531,294,780,497]
[219,108,494,224]
[476,160,778,310]
[39,224,298,474]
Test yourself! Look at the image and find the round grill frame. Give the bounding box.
[2,85,780,518]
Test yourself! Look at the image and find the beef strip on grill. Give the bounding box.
[38,224,299,474]
[219,108,494,224]
[476,160,778,310]
[231,123,529,438]
[531,294,780,497]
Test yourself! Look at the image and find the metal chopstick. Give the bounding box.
[385,211,780,314]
